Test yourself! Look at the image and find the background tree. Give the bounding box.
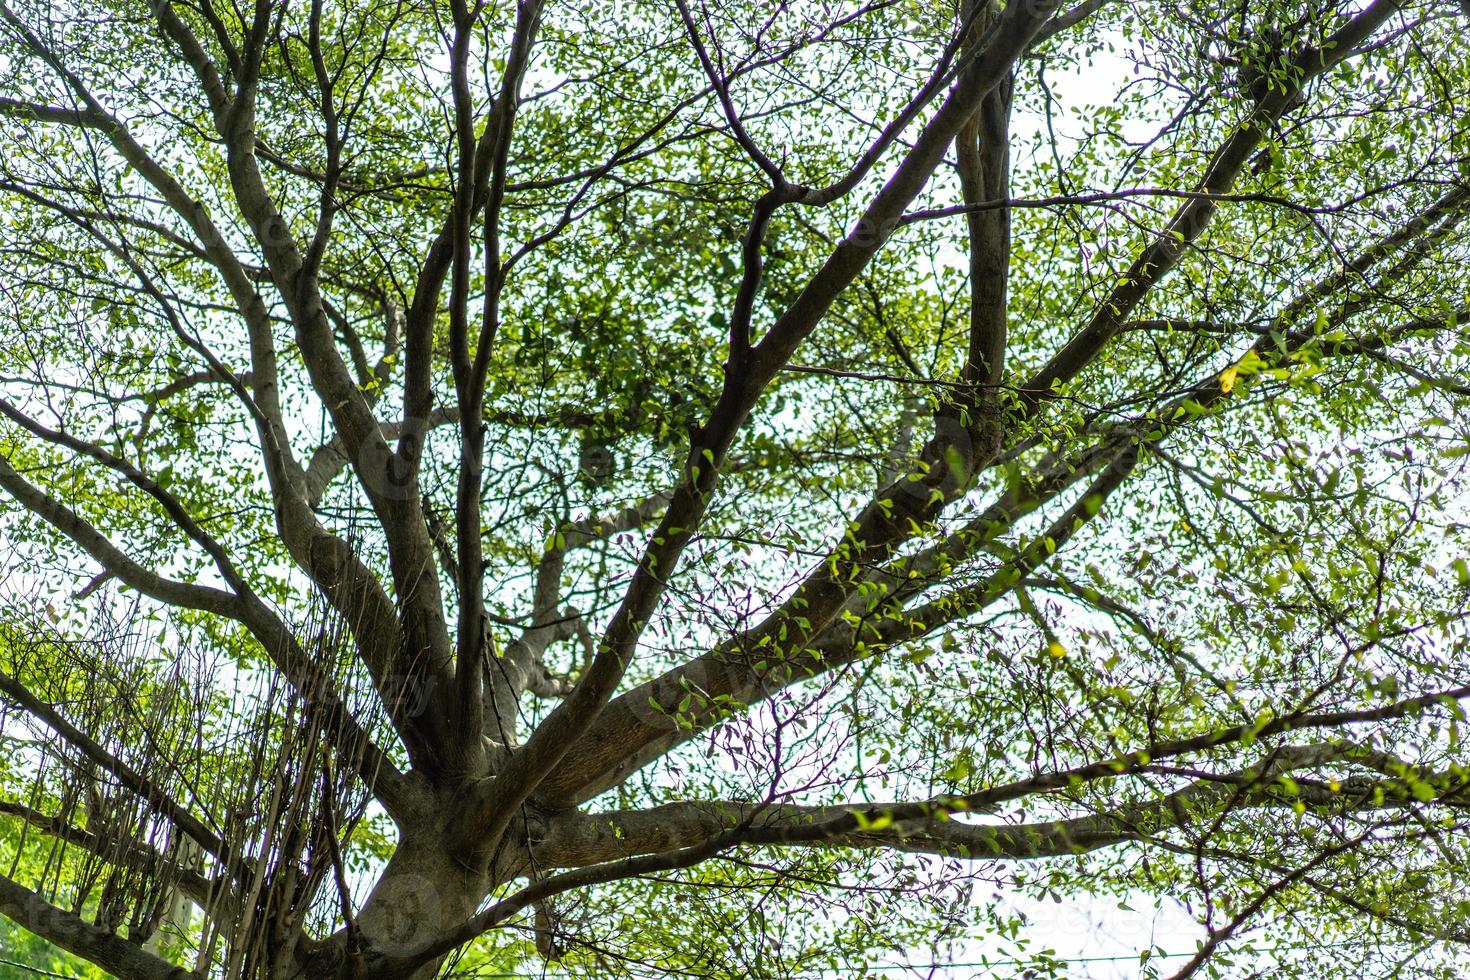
[1,0,1469,976]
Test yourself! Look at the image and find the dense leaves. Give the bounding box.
[0,0,1468,977]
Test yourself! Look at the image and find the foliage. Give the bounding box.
[0,0,1468,977]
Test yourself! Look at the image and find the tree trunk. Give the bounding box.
[297,825,491,980]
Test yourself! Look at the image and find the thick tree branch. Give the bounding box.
[149,0,460,763]
[0,2,442,771]
[530,741,1460,868]
[531,431,1120,805]
[0,440,412,817]
[956,1,1012,388]
[450,0,547,762]
[0,873,198,980]
[0,668,229,869]
[0,456,238,618]
[478,0,1067,858]
[533,158,1470,808]
[420,741,1462,973]
[1020,0,1404,407]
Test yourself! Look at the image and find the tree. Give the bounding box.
[0,0,1468,975]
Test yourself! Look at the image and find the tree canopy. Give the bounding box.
[1,0,1469,976]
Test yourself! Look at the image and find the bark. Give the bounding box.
[298,802,493,980]
[0,874,198,980]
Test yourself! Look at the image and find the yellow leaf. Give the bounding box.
[1237,349,1267,372]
